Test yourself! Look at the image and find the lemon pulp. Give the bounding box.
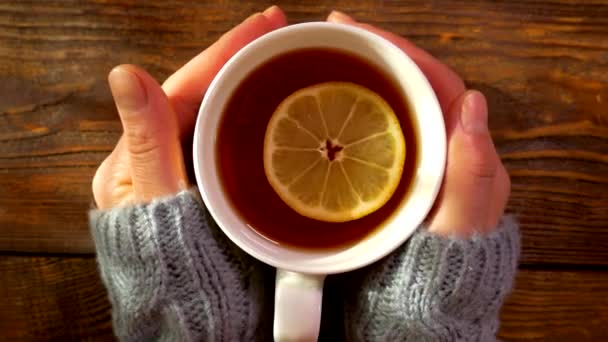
[263,82,406,222]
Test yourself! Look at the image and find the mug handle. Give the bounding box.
[273,269,326,342]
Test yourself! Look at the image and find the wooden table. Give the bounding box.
[1,1,607,340]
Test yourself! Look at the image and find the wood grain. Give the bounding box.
[0,2,607,262]
[1,254,606,341]
[499,268,608,341]
[2,1,607,340]
[0,255,113,341]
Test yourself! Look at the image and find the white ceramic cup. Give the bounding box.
[193,22,446,342]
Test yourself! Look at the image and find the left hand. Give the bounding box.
[92,6,287,210]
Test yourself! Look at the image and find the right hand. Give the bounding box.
[327,11,511,237]
[325,14,517,342]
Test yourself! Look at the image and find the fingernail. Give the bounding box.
[263,5,279,16]
[328,10,354,22]
[108,67,147,112]
[262,5,286,29]
[460,91,488,134]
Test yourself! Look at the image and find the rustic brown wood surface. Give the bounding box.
[0,256,113,341]
[0,0,606,340]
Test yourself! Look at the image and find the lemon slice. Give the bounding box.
[263,82,406,222]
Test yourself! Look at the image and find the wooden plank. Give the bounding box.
[499,268,608,341]
[0,1,607,264]
[0,168,97,253]
[0,255,114,341]
[0,255,606,341]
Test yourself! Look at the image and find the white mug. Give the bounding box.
[193,22,446,342]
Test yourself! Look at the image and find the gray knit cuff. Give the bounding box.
[344,216,521,342]
[90,189,270,342]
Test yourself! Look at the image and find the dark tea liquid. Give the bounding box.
[217,48,419,250]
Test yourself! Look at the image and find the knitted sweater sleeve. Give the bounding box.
[343,216,521,342]
[89,189,271,342]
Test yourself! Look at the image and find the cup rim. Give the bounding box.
[193,22,446,274]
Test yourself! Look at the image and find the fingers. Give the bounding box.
[326,11,465,121]
[324,11,509,235]
[163,6,288,135]
[428,91,509,237]
[108,64,188,202]
[98,7,287,206]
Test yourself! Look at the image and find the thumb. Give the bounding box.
[428,90,500,236]
[108,65,188,202]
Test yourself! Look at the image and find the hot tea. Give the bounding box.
[216,48,419,250]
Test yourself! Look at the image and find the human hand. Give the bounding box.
[327,11,511,237]
[92,6,287,210]
[90,8,288,340]
[324,14,519,341]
